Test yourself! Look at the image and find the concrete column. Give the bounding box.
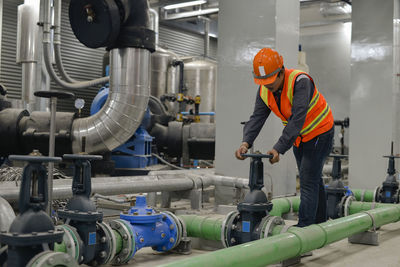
[349,0,397,189]
[215,0,299,196]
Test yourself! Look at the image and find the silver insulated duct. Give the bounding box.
[71,48,151,154]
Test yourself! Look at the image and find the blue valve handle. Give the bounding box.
[241,153,273,159]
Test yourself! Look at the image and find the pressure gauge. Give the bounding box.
[75,98,85,110]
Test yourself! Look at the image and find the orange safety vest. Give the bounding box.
[259,69,334,147]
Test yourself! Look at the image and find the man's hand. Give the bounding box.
[235,142,249,160]
[267,149,280,164]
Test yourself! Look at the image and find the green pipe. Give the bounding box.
[54,241,67,253]
[159,205,400,267]
[348,201,396,215]
[177,197,300,242]
[270,196,300,216]
[178,215,224,241]
[114,229,123,255]
[352,189,375,202]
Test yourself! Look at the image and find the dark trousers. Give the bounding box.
[293,128,334,227]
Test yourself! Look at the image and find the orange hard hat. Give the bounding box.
[253,48,284,85]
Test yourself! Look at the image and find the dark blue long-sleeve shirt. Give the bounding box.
[242,74,315,155]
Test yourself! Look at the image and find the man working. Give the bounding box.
[235,47,334,227]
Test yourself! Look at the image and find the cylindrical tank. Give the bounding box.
[182,57,217,123]
[150,47,179,113]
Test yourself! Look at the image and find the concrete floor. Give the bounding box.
[114,221,400,267]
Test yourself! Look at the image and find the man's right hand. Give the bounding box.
[235,142,249,160]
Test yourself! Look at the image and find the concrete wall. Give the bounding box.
[215,0,299,196]
[300,23,352,148]
[349,0,395,189]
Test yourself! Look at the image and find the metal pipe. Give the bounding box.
[0,176,195,203]
[52,0,109,85]
[149,8,159,47]
[352,189,376,202]
[203,18,210,57]
[47,96,57,214]
[41,0,109,89]
[71,48,150,153]
[21,63,37,110]
[160,205,400,267]
[0,172,250,203]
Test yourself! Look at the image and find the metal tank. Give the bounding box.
[150,47,179,113]
[182,57,217,123]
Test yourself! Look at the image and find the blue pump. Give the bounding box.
[90,86,157,170]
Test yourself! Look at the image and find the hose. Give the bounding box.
[151,153,186,170]
[42,0,109,89]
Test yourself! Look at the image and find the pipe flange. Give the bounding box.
[91,222,117,265]
[26,251,78,267]
[162,211,184,249]
[373,186,380,202]
[109,219,135,265]
[259,215,285,239]
[343,195,356,217]
[395,189,400,203]
[221,210,239,248]
[56,225,82,263]
[152,212,179,252]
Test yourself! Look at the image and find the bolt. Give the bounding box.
[88,211,92,215]
[169,237,175,243]
[48,230,54,234]
[140,237,144,243]
[231,225,236,230]
[75,210,79,213]
[136,232,139,236]
[12,232,18,236]
[32,232,38,235]
[122,248,128,254]
[162,246,166,251]
[115,223,121,229]
[115,257,121,264]
[146,211,152,215]
[134,212,139,215]
[99,251,107,258]
[47,257,55,265]
[123,234,128,240]
[162,215,167,220]
[161,233,166,238]
[169,224,174,230]
[100,236,107,243]
[67,244,72,248]
[152,227,155,231]
[231,238,236,243]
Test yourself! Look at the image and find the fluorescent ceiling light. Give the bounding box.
[163,0,207,10]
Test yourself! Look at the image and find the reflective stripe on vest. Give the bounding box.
[259,69,333,145]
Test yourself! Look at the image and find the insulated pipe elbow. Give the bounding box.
[71,48,150,154]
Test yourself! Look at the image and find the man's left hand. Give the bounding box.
[267,149,280,164]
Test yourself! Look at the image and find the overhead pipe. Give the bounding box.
[42,0,109,89]
[160,205,400,267]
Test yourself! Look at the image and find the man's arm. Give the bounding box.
[242,87,271,148]
[273,75,314,154]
